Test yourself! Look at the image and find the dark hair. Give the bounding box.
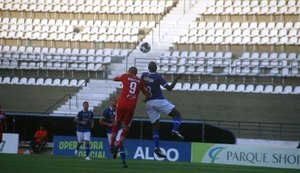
[128,66,137,75]
[110,96,117,101]
[148,61,157,72]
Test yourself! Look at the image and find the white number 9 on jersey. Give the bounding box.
[129,82,137,94]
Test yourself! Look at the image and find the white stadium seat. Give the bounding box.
[218,84,227,92]
[27,78,36,85]
[282,86,293,94]
[235,84,245,92]
[273,85,283,94]
[69,79,78,87]
[293,86,300,94]
[190,83,200,91]
[253,85,264,93]
[199,83,209,91]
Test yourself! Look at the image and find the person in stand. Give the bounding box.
[0,104,7,144]
[74,101,94,160]
[99,96,128,168]
[141,61,184,158]
[30,124,48,153]
[110,66,149,167]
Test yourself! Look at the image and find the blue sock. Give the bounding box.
[85,142,90,157]
[173,116,181,131]
[119,147,126,162]
[153,129,160,149]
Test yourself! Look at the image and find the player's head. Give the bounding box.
[110,96,117,110]
[148,61,157,72]
[128,66,137,75]
[39,124,45,130]
[83,101,89,111]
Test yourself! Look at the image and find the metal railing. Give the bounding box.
[5,112,300,142]
[135,118,300,141]
[43,93,72,113]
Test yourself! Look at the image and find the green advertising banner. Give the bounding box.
[191,143,300,170]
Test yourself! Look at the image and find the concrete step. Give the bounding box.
[53,79,120,114]
[65,99,101,106]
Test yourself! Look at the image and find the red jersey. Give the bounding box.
[34,129,48,143]
[113,73,148,106]
[0,110,5,131]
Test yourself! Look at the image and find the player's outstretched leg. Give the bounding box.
[169,108,184,140]
[171,130,184,140]
[119,147,127,168]
[151,121,166,158]
[110,145,118,159]
[84,142,91,160]
[154,148,166,158]
[74,142,82,156]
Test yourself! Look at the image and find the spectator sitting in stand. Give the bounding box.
[30,124,48,153]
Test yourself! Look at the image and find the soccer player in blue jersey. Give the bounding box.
[74,101,94,160]
[99,96,128,168]
[141,61,184,158]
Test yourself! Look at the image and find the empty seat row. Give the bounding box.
[234,59,300,68]
[0,46,129,57]
[0,3,168,14]
[0,76,86,87]
[159,57,231,67]
[1,54,113,65]
[240,52,300,60]
[182,28,299,38]
[171,82,300,94]
[0,60,106,71]
[161,50,232,59]
[230,66,298,77]
[0,31,140,43]
[0,24,141,36]
[199,5,300,15]
[157,64,299,77]
[0,18,156,29]
[189,21,300,30]
[211,0,300,8]
[174,35,300,45]
[2,0,174,8]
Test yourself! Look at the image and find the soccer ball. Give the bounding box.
[73,27,80,33]
[140,42,151,53]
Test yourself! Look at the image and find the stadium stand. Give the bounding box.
[1,0,300,142]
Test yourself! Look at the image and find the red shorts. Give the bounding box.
[116,104,136,126]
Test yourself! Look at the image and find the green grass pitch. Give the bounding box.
[0,154,298,173]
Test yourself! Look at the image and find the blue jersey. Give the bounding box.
[75,110,94,132]
[141,72,167,100]
[101,107,115,134]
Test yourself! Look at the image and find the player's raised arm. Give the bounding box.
[113,75,122,81]
[164,74,182,91]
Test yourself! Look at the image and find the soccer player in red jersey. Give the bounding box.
[0,104,6,143]
[110,67,149,162]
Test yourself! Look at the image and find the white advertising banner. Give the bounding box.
[0,133,19,154]
[196,143,300,169]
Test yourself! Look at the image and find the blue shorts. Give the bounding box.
[145,99,175,123]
